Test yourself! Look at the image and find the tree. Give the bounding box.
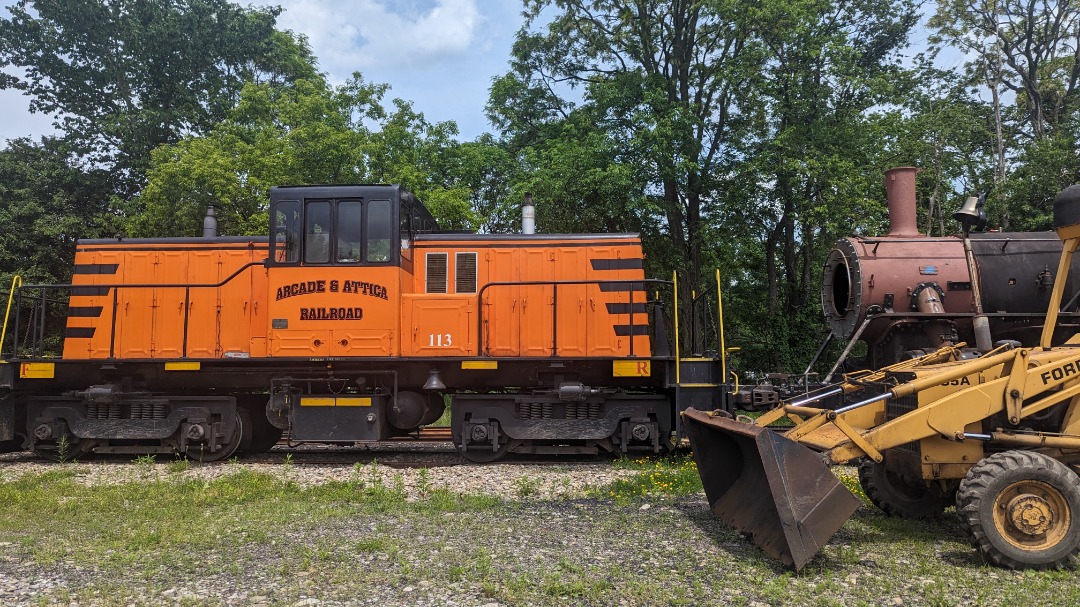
[0,137,116,286]
[0,0,317,196]
[490,0,765,348]
[131,75,477,237]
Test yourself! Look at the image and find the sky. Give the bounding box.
[0,0,526,144]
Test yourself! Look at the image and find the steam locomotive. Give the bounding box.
[821,168,1080,372]
[0,185,722,461]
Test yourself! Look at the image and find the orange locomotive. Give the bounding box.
[1,185,723,461]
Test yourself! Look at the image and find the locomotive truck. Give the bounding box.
[0,185,724,461]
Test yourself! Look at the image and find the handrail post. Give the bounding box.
[36,287,47,357]
[673,271,680,385]
[717,269,727,386]
[629,282,635,357]
[1,275,22,358]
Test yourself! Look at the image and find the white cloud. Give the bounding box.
[276,0,481,77]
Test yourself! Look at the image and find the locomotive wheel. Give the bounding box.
[956,450,1080,569]
[460,438,520,463]
[235,395,282,453]
[858,457,954,519]
[32,432,89,462]
[185,414,245,462]
[243,411,283,453]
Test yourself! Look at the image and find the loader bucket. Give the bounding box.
[682,408,861,570]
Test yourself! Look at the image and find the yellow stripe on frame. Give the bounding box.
[613,360,651,377]
[337,397,372,407]
[462,361,498,370]
[19,362,55,379]
[299,397,372,407]
[164,362,201,371]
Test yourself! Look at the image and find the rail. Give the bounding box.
[6,261,264,359]
[475,278,673,358]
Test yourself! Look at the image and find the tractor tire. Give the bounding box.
[956,450,1080,569]
[858,457,953,519]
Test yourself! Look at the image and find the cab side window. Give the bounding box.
[367,199,392,263]
[304,201,332,264]
[274,200,301,263]
[336,200,362,263]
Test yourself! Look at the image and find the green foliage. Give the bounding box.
[0,137,117,288]
[0,0,317,196]
[130,75,480,236]
[597,455,703,502]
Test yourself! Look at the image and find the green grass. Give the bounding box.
[3,458,1080,606]
[594,453,704,501]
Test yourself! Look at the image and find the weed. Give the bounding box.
[512,475,542,499]
[134,453,156,475]
[56,435,70,464]
[592,454,702,501]
[167,458,190,475]
[416,467,433,497]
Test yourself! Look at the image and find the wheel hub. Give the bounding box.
[1006,494,1055,537]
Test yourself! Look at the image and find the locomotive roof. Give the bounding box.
[415,232,642,241]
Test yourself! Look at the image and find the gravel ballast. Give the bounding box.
[2,451,1080,607]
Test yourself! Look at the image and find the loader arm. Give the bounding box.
[824,344,1080,464]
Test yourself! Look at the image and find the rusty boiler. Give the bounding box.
[821,167,1080,369]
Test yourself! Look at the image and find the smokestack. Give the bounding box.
[884,167,921,237]
[522,192,535,235]
[203,206,218,238]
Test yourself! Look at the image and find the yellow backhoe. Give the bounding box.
[684,184,1080,570]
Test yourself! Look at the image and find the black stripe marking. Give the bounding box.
[65,327,96,338]
[606,303,648,314]
[591,258,643,270]
[614,324,651,336]
[71,286,111,296]
[67,306,103,317]
[599,282,647,292]
[73,263,119,275]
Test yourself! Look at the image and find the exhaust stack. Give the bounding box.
[522,192,535,235]
[203,206,218,238]
[884,167,921,237]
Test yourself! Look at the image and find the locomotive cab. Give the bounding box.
[264,185,434,357]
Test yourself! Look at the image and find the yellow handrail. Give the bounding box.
[673,270,680,385]
[716,268,726,385]
[1,275,22,360]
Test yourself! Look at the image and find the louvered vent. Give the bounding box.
[456,252,477,293]
[426,253,448,293]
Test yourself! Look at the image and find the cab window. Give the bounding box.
[336,200,362,263]
[304,201,332,264]
[367,199,392,263]
[274,200,301,263]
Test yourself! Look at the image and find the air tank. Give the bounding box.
[821,168,1080,368]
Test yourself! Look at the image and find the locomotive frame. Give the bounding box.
[0,184,727,462]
